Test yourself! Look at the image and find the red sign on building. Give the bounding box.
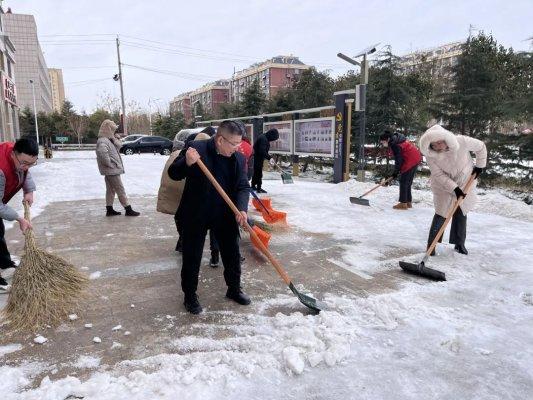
[3,75,17,106]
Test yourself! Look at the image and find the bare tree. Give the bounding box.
[67,113,89,147]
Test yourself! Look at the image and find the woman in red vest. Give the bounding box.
[379,130,422,210]
[0,137,37,292]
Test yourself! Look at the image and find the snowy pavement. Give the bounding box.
[1,151,532,400]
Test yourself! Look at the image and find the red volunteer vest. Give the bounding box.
[0,142,27,204]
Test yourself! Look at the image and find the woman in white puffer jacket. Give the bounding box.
[419,124,487,255]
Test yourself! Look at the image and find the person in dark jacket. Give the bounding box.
[168,120,251,314]
[380,130,422,210]
[251,128,279,193]
[0,138,37,292]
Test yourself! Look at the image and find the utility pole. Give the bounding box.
[116,35,127,135]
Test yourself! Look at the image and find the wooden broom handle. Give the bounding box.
[196,159,292,285]
[359,177,392,198]
[425,174,477,257]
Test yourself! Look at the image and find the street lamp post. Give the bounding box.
[337,44,379,182]
[29,79,39,146]
[148,98,160,136]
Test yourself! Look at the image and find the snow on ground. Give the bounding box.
[2,151,533,399]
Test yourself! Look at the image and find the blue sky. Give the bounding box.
[5,0,532,112]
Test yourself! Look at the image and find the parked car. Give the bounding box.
[173,128,205,151]
[120,136,173,155]
[122,134,147,143]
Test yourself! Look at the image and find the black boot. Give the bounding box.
[183,293,202,314]
[427,214,445,256]
[257,188,267,194]
[106,206,121,216]
[0,275,8,287]
[226,287,251,305]
[175,237,183,252]
[210,251,219,268]
[124,205,140,217]
[454,244,468,255]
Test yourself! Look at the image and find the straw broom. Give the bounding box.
[2,202,88,332]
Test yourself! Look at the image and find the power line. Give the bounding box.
[121,63,222,81]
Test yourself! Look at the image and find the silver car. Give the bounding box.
[172,128,205,151]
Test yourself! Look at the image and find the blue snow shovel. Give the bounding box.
[399,174,476,281]
[197,159,323,313]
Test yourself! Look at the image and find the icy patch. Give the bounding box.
[89,271,102,280]
[0,343,23,358]
[93,337,102,344]
[33,335,48,345]
[73,355,101,369]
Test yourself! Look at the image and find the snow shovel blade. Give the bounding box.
[281,171,293,184]
[349,196,370,206]
[289,282,324,313]
[399,261,446,281]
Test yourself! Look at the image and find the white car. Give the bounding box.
[173,128,205,151]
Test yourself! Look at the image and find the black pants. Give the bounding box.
[0,219,14,269]
[399,165,417,203]
[175,217,219,255]
[427,208,467,247]
[251,159,264,190]
[181,222,241,295]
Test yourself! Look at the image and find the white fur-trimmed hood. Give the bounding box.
[98,119,118,139]
[419,124,459,158]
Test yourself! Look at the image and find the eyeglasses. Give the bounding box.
[220,135,242,148]
[14,153,38,167]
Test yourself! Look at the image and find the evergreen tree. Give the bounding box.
[240,79,266,116]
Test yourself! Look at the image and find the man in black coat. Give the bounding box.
[168,120,251,314]
[251,128,279,193]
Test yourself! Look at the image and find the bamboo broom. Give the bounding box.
[3,202,88,332]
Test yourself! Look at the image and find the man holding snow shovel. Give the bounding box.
[168,120,251,314]
[0,137,37,292]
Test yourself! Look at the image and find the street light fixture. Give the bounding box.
[29,79,40,147]
[337,43,379,182]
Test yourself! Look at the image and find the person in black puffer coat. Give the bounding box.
[251,128,279,193]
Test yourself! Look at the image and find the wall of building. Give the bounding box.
[3,13,52,114]
[0,9,20,141]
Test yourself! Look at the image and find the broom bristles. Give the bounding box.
[2,206,88,332]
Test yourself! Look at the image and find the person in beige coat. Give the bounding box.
[419,124,487,255]
[96,119,140,217]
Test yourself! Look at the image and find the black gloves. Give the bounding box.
[472,166,483,179]
[454,187,466,199]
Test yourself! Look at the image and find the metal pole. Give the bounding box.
[148,99,153,135]
[116,36,127,135]
[29,79,39,146]
[357,55,369,182]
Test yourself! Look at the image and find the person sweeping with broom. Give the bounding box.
[0,137,37,292]
[419,124,487,256]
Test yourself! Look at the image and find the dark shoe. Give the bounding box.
[0,275,8,286]
[0,275,10,292]
[184,293,203,314]
[257,188,267,194]
[210,252,219,268]
[0,260,16,270]
[226,288,251,305]
[454,244,468,255]
[106,206,121,216]
[175,237,183,252]
[124,205,140,217]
